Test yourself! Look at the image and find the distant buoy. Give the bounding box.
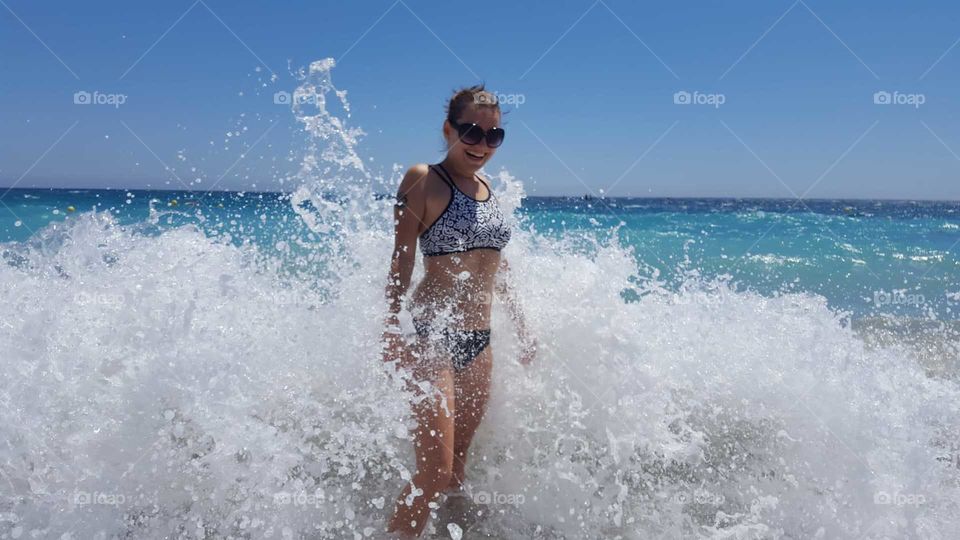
[66,206,76,212]
[169,199,178,207]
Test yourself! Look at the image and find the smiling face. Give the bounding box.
[443,105,501,173]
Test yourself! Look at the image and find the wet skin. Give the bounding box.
[382,106,534,537]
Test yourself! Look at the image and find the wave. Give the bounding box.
[0,59,958,539]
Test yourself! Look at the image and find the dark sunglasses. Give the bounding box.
[449,120,505,148]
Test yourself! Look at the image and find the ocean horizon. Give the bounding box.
[4,185,959,323]
[4,173,959,538]
[4,185,960,202]
[3,21,960,534]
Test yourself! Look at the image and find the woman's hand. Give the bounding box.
[380,319,405,365]
[496,257,537,366]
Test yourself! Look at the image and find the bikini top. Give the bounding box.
[418,164,512,257]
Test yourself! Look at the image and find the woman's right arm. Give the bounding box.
[382,165,429,356]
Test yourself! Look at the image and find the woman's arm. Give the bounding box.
[382,165,429,358]
[495,257,538,365]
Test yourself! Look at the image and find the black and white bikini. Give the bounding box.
[413,163,512,371]
[418,163,511,257]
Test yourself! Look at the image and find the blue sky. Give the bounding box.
[1,0,959,198]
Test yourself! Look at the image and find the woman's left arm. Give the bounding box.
[495,256,538,365]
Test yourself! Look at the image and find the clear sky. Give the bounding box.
[2,0,959,198]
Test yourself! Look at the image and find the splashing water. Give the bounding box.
[1,59,958,539]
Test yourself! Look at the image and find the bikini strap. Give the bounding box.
[432,163,456,188]
[476,174,493,197]
[436,163,493,201]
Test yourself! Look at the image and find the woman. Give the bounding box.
[381,85,536,538]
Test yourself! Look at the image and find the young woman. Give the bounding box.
[381,85,536,538]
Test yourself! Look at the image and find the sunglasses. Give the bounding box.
[449,120,505,148]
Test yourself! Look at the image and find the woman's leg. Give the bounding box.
[387,345,457,538]
[448,345,493,492]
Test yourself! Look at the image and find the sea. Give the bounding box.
[0,58,958,539]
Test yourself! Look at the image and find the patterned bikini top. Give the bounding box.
[419,164,512,257]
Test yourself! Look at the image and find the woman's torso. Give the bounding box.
[409,164,511,329]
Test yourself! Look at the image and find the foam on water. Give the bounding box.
[1,60,959,539]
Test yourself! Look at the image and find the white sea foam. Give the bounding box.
[745,253,807,266]
[0,59,957,539]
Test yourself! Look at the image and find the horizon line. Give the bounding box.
[1,185,959,203]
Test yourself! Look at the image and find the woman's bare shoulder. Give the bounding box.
[399,163,451,201]
[398,164,432,194]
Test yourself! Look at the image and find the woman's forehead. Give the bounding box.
[457,106,501,127]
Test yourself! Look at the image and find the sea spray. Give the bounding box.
[0,59,958,539]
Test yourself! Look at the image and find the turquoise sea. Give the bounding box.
[1,56,958,539]
[4,188,958,321]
